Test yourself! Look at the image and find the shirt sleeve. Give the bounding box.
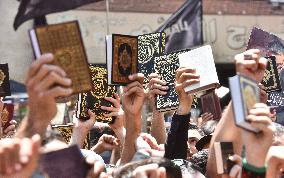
[164,112,191,160]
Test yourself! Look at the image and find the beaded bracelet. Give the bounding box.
[242,158,266,178]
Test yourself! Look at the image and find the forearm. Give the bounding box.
[69,129,89,149]
[206,102,242,177]
[120,112,141,165]
[16,116,49,138]
[113,127,126,146]
[164,113,190,160]
[150,110,166,144]
[110,146,121,165]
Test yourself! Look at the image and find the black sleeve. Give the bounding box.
[164,112,191,160]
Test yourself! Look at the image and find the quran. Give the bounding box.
[229,74,260,133]
[138,32,166,85]
[1,103,14,130]
[0,64,11,97]
[247,27,284,59]
[261,56,281,92]
[51,124,89,149]
[179,45,220,94]
[154,49,190,112]
[40,145,92,178]
[29,21,92,95]
[106,34,138,85]
[214,142,234,175]
[76,64,116,123]
[201,90,222,120]
[247,27,284,106]
[106,32,166,85]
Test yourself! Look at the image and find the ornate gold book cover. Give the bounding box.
[261,56,281,92]
[112,34,138,85]
[51,125,89,149]
[76,64,116,123]
[32,21,92,94]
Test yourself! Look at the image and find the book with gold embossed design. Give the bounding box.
[106,34,138,85]
[261,56,281,92]
[106,32,166,85]
[76,64,116,123]
[29,20,92,95]
[0,64,11,97]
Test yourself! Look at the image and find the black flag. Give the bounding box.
[156,0,203,53]
[14,0,104,30]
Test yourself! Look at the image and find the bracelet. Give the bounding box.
[242,158,266,174]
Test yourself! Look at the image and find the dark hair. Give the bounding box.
[113,157,182,178]
[189,149,209,175]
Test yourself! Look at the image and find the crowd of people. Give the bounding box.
[1,49,284,178]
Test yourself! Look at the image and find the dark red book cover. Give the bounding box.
[201,90,222,120]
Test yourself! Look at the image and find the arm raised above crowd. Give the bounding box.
[69,110,96,148]
[0,135,41,178]
[120,73,146,165]
[146,73,168,144]
[164,66,199,160]
[16,54,73,138]
[103,93,126,145]
[206,49,268,177]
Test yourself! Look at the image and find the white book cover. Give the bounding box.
[178,45,219,94]
[106,35,112,85]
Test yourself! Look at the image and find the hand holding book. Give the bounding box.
[24,54,73,137]
[101,93,124,119]
[242,103,274,168]
[146,73,168,108]
[121,73,145,117]
[235,49,267,83]
[175,67,200,115]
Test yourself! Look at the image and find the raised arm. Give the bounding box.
[206,49,268,177]
[164,67,200,160]
[146,73,168,144]
[120,74,145,165]
[69,110,96,148]
[16,53,73,138]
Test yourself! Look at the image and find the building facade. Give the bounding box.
[1,0,284,82]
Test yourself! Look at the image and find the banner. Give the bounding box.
[14,0,104,30]
[156,0,203,53]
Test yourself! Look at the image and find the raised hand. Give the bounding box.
[101,93,124,130]
[70,110,96,148]
[26,53,72,122]
[91,134,119,154]
[146,73,168,108]
[17,54,73,138]
[198,112,214,127]
[175,67,200,115]
[235,49,267,83]
[121,73,145,116]
[242,103,275,167]
[0,135,41,178]
[3,120,17,138]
